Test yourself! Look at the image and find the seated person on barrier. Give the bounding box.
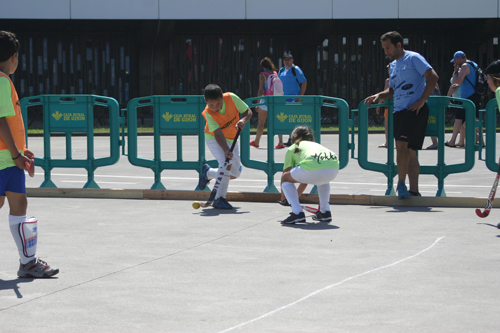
[280,125,339,224]
[364,31,439,199]
[198,84,252,209]
[485,60,500,106]
[0,31,59,278]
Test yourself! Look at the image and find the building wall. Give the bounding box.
[2,0,500,20]
[2,15,500,114]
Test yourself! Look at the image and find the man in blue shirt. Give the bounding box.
[447,51,483,145]
[365,31,439,199]
[279,52,307,99]
[278,52,307,147]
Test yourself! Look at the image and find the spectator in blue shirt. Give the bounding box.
[277,52,307,147]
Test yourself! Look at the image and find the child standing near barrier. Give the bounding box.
[0,31,59,277]
[198,84,253,209]
[280,126,339,224]
[485,60,500,106]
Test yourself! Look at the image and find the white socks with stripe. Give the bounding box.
[9,215,36,264]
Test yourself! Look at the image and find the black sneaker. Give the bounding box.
[312,210,332,223]
[220,197,233,209]
[284,138,292,147]
[281,212,306,224]
[198,164,211,190]
[212,197,232,209]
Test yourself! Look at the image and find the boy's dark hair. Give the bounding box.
[204,84,223,100]
[381,31,403,48]
[0,31,20,62]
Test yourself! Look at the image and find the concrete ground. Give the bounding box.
[1,134,500,332]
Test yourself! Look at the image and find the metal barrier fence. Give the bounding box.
[126,95,215,190]
[241,95,351,193]
[21,95,120,188]
[21,94,495,196]
[356,96,478,197]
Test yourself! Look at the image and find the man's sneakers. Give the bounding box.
[281,212,306,224]
[312,210,332,223]
[212,197,233,209]
[18,258,59,278]
[198,164,211,190]
[396,181,411,199]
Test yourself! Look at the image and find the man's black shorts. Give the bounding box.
[466,92,481,119]
[393,103,429,151]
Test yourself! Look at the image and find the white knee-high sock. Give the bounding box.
[9,215,35,264]
[282,182,302,215]
[317,183,331,213]
[215,173,231,199]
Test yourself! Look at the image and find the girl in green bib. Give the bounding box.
[280,126,339,224]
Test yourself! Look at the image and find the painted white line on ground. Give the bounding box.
[219,236,445,333]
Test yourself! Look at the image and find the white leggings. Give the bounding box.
[290,166,339,185]
[283,167,339,214]
[206,138,242,178]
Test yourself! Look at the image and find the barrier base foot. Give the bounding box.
[39,180,57,188]
[263,184,279,193]
[150,181,166,190]
[385,186,396,196]
[83,180,100,189]
[436,188,447,197]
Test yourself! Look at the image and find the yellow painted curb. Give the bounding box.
[26,187,496,208]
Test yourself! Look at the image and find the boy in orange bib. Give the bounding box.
[0,31,58,278]
[199,84,252,209]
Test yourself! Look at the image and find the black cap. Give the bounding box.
[283,51,293,59]
[485,60,500,76]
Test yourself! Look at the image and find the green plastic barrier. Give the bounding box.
[483,98,499,172]
[21,95,121,188]
[241,95,350,193]
[357,96,477,197]
[126,95,215,190]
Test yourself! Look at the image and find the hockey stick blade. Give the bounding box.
[200,128,242,208]
[475,208,489,218]
[476,157,500,218]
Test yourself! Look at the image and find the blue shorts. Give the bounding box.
[0,166,26,196]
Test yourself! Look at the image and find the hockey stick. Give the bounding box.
[279,199,319,214]
[301,204,319,214]
[476,158,500,218]
[200,128,242,208]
